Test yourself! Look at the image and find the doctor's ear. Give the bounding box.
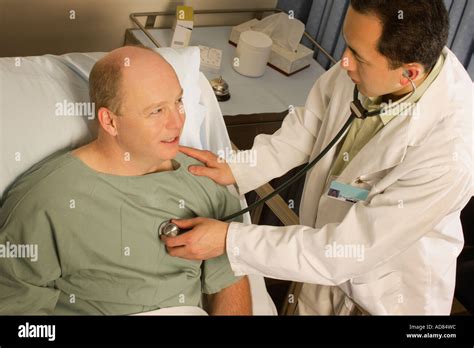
[97,107,119,136]
[400,64,424,83]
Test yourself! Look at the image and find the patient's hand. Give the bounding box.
[179,146,236,186]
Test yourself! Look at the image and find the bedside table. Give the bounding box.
[124,26,326,117]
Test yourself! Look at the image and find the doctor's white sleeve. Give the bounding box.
[226,160,472,286]
[227,73,333,195]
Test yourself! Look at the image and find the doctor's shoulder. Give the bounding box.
[315,59,350,93]
[304,61,354,118]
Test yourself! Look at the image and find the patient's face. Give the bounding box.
[114,54,185,166]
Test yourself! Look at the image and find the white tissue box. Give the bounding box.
[229,19,314,76]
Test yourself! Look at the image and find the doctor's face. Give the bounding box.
[340,6,408,98]
[113,53,185,166]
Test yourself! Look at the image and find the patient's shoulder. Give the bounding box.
[174,151,203,168]
[175,152,236,196]
[175,152,221,187]
[1,150,90,216]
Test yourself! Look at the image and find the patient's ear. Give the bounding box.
[97,107,118,136]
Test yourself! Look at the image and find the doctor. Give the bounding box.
[162,0,473,314]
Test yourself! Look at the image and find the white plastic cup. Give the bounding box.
[233,30,272,77]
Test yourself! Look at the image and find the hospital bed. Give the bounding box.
[0,47,277,315]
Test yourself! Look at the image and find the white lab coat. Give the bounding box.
[225,47,473,315]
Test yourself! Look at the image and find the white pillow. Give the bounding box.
[0,47,203,199]
[152,47,204,150]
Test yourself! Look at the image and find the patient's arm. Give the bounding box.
[207,276,252,315]
[0,205,61,314]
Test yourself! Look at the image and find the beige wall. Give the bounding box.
[0,0,277,57]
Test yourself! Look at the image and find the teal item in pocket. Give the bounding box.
[327,180,370,203]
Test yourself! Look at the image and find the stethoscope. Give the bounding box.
[159,73,417,237]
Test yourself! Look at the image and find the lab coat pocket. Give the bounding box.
[317,171,378,226]
[349,271,403,314]
[353,171,389,196]
[316,194,354,227]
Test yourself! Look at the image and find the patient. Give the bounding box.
[0,46,252,315]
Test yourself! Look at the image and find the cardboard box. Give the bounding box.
[171,6,194,48]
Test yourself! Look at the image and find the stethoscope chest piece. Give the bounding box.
[158,220,181,237]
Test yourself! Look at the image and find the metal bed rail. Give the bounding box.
[129,8,337,65]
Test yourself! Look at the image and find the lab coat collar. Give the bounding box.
[337,47,456,182]
[405,47,458,147]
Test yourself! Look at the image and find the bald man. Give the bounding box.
[0,46,251,315]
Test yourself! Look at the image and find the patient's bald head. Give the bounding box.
[89,45,171,117]
[87,45,185,172]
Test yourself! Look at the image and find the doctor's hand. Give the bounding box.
[179,146,236,186]
[160,217,229,260]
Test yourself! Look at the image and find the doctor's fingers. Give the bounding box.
[179,146,218,166]
[161,232,190,247]
[166,245,200,260]
[187,165,222,182]
[171,217,206,229]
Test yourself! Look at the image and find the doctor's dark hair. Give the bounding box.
[350,0,449,72]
